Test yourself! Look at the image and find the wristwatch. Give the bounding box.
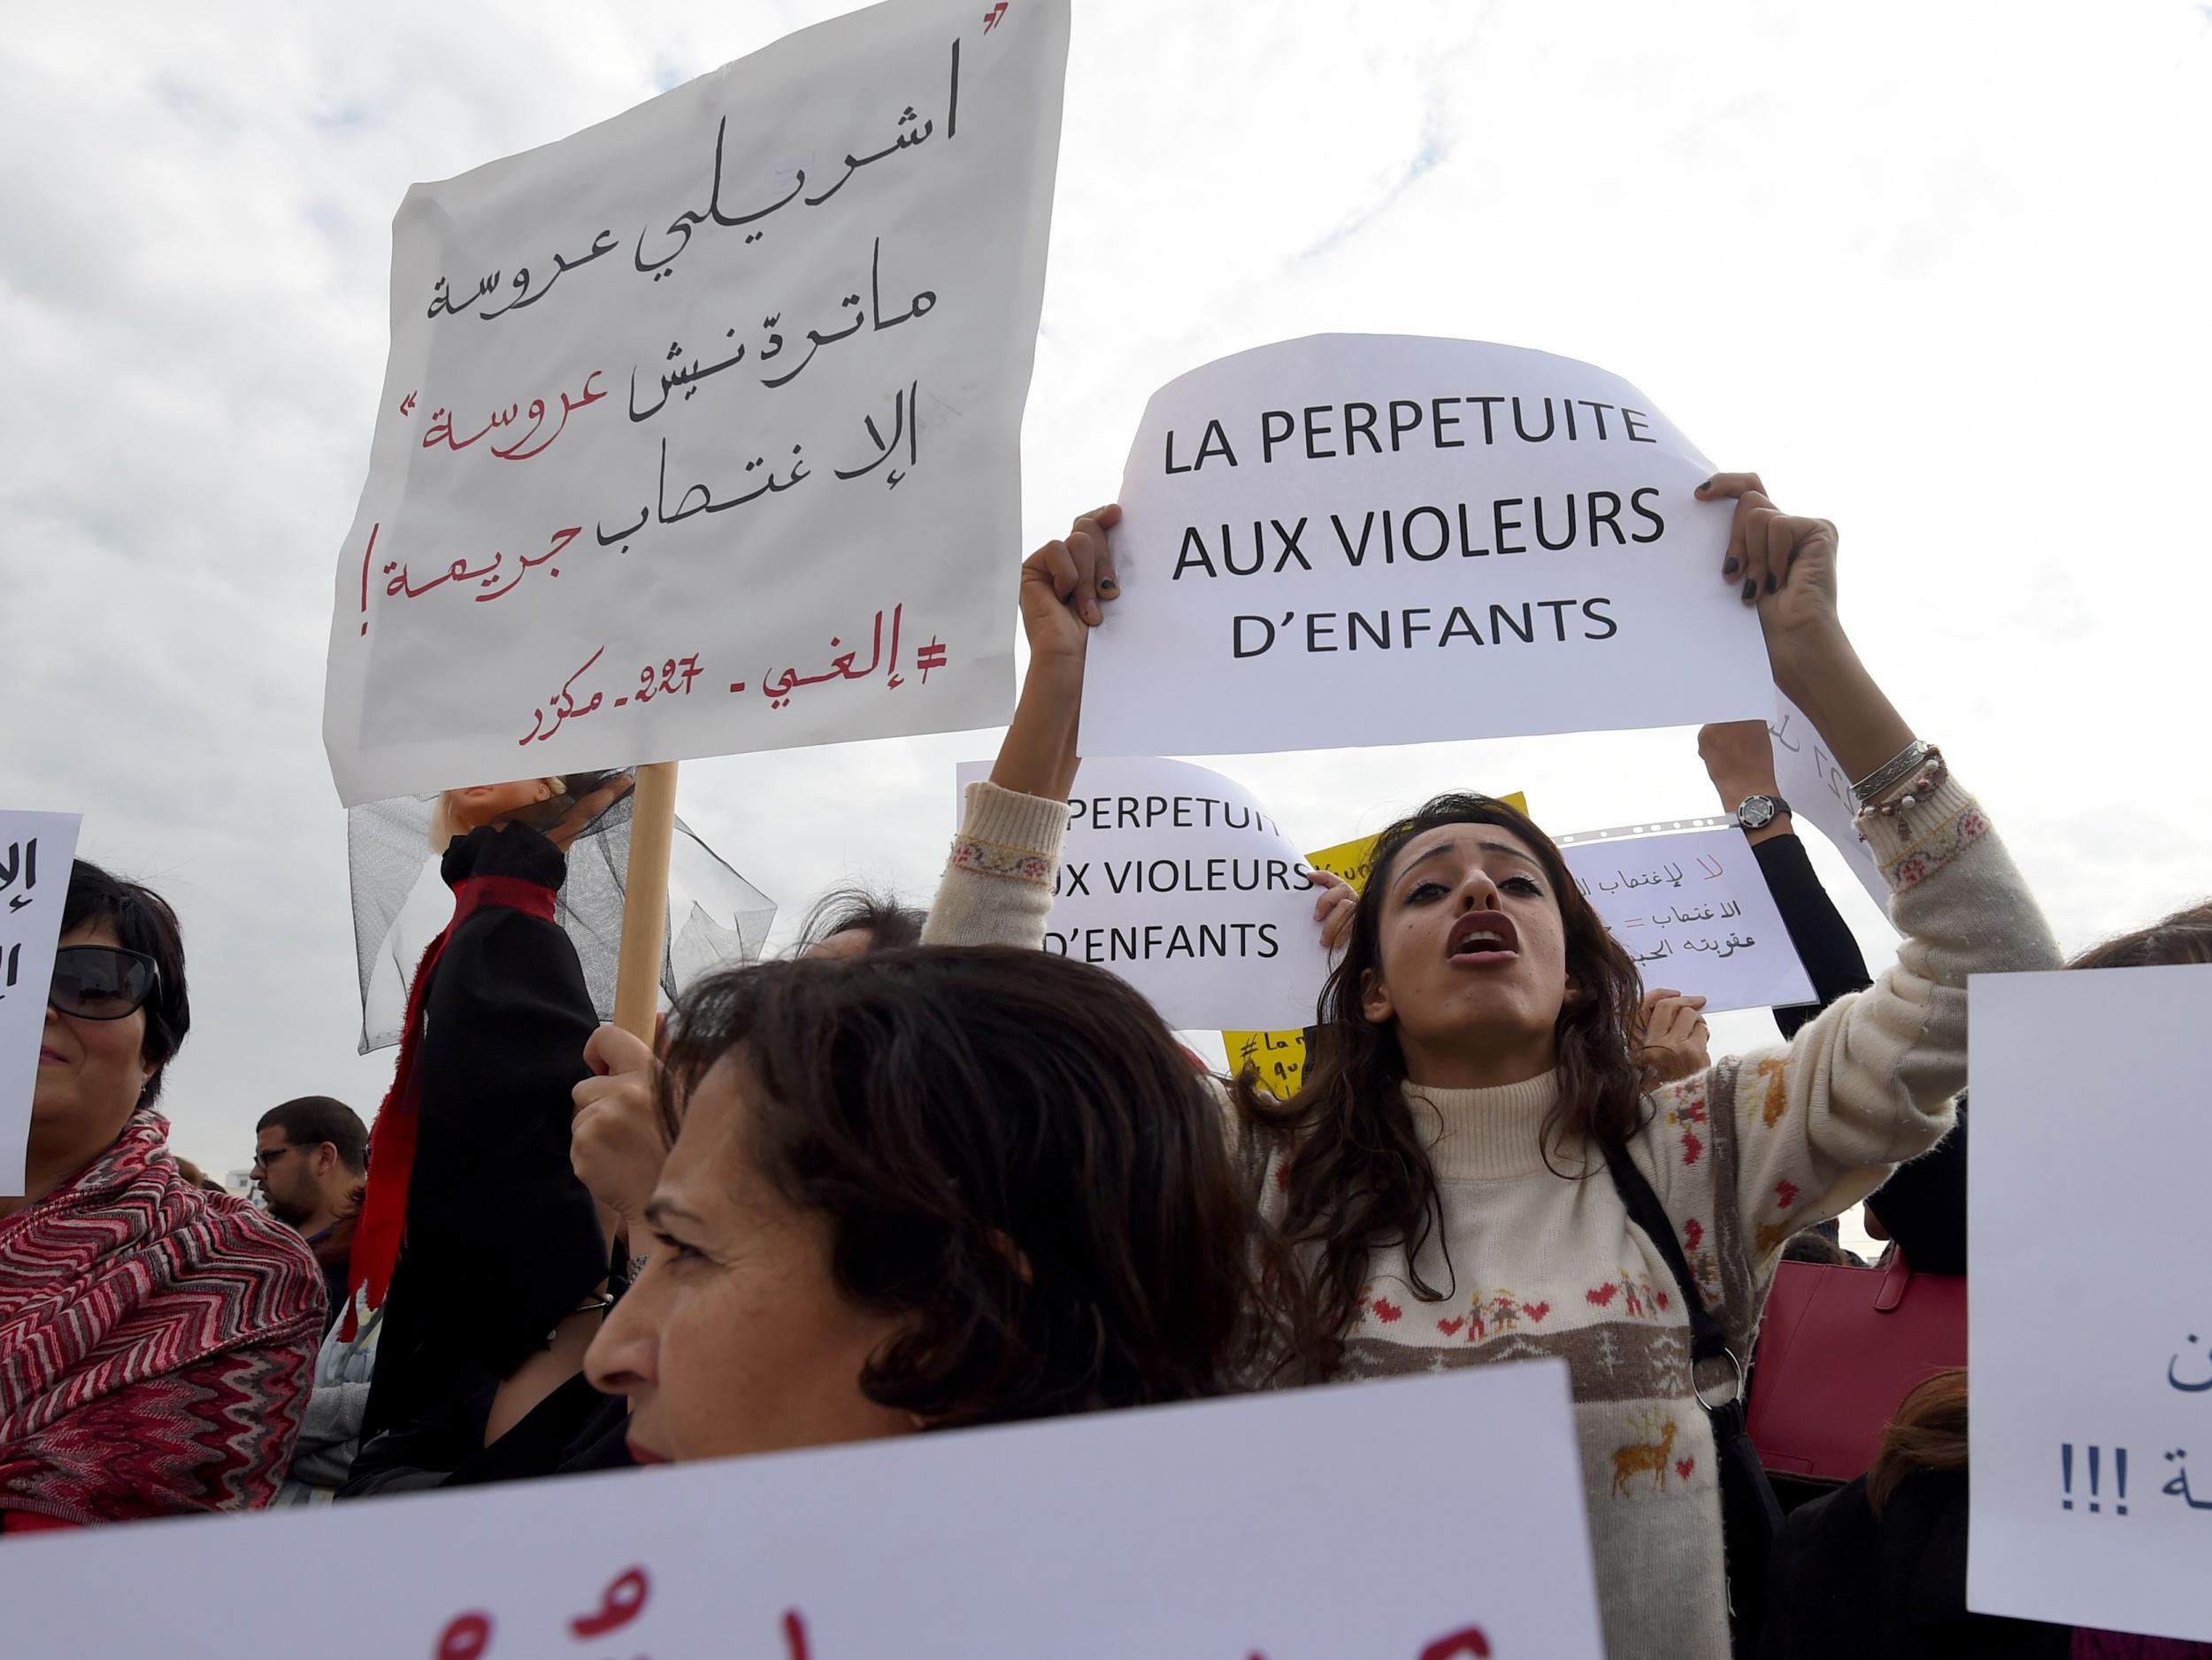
[1733,794,1790,831]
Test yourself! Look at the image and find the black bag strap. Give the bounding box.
[1602,1140,1729,1368]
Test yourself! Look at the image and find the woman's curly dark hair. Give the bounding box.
[1236,792,1650,1381]
[661,945,1280,1426]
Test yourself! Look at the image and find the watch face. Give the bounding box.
[1739,795,1778,829]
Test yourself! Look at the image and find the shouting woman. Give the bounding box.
[925,480,2060,1658]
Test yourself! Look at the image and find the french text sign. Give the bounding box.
[9,1364,1606,1659]
[1079,335,1770,757]
[1968,963,2212,1642]
[323,0,1071,804]
[0,811,81,1195]
[1221,799,1526,1096]
[1555,823,1815,1014]
[1767,692,1891,918]
[957,757,1330,1031]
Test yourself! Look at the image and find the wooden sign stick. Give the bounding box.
[612,761,679,1042]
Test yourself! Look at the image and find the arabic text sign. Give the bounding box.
[1221,801,1525,1096]
[323,0,1071,805]
[1768,692,1891,918]
[9,1364,1606,1660]
[1,812,81,1195]
[959,757,1331,1032]
[1556,823,1815,1014]
[1968,963,2212,1643]
[1079,334,1770,757]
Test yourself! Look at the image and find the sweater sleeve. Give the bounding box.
[920,781,1071,948]
[1647,778,2058,1298]
[1753,831,1874,1039]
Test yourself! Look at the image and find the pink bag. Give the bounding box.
[1745,1249,1967,1483]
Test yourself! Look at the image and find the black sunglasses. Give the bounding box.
[50,945,161,1022]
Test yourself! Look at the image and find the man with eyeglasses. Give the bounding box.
[253,1097,368,1333]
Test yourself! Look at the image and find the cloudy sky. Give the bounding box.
[4,0,2207,1187]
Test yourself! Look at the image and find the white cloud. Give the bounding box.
[4,0,2207,1174]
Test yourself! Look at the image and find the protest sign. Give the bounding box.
[8,1363,1606,1659]
[1079,334,1769,758]
[1555,821,1816,1014]
[1,811,81,1195]
[323,0,1071,807]
[1766,692,1891,917]
[1967,962,2212,1643]
[1220,798,1526,1096]
[957,757,1331,1031]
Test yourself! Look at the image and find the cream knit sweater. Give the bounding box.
[925,775,2057,1658]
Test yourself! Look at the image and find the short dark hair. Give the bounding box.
[663,946,1276,1426]
[258,1096,369,1173]
[62,861,189,1107]
[794,886,926,955]
[2067,900,2212,971]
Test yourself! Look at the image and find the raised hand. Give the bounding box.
[1695,472,1839,642]
[571,1021,671,1226]
[1632,988,1711,1086]
[992,504,1123,801]
[1692,473,1913,780]
[1310,866,1359,952]
[1018,504,1122,665]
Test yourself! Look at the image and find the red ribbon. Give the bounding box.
[342,874,558,1337]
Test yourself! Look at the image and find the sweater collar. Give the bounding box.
[1403,1071,1563,1181]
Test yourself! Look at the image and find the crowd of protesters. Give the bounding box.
[4,477,2208,1660]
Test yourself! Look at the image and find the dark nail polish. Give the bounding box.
[1742,578,1757,603]
[1098,579,1118,595]
[1723,557,1740,577]
[1698,475,1716,492]
[1763,572,1778,595]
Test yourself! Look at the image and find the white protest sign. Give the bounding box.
[1079,334,1770,757]
[9,1364,1605,1659]
[1555,821,1816,1014]
[1767,691,1892,918]
[1967,963,2212,1642]
[956,757,1331,1031]
[322,0,1071,806]
[1,811,81,1195]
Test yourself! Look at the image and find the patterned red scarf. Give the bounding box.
[345,872,557,1336]
[0,1111,323,1524]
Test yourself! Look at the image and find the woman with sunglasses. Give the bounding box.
[0,863,324,1530]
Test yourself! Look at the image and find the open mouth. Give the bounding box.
[1447,909,1520,964]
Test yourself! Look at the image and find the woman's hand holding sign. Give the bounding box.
[1310,867,1358,952]
[1694,473,1915,785]
[992,504,1122,801]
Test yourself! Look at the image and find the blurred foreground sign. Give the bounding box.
[0,811,81,1195]
[323,0,1069,804]
[8,1364,1606,1659]
[1968,962,2212,1644]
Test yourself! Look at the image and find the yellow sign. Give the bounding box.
[1222,792,1525,1097]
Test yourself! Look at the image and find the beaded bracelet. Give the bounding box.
[1853,746,1947,822]
[1851,738,1933,806]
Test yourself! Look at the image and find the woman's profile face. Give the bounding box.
[584,1052,910,1464]
[34,919,153,1157]
[447,780,552,831]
